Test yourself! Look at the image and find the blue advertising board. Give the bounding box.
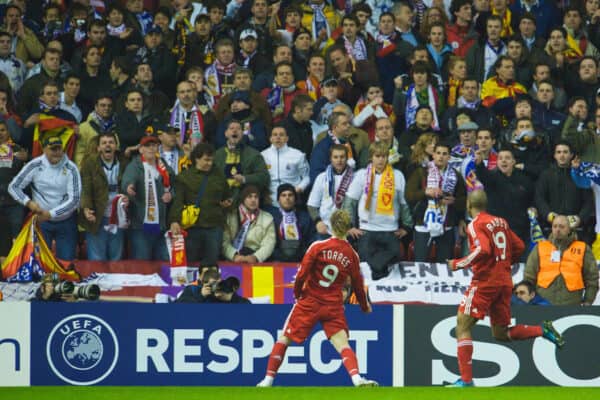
[30,303,393,386]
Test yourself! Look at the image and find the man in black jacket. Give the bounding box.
[535,141,594,240]
[279,94,314,158]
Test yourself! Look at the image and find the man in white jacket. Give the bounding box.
[9,136,82,261]
[261,125,310,206]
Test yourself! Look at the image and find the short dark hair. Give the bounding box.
[568,96,587,109]
[42,47,62,59]
[112,56,131,76]
[329,143,348,157]
[191,143,215,163]
[98,131,118,143]
[291,94,314,114]
[450,0,471,23]
[553,140,573,153]
[353,2,372,15]
[274,61,293,74]
[83,44,102,58]
[518,12,536,25]
[194,14,211,25]
[64,73,81,84]
[88,19,106,32]
[94,94,112,105]
[39,81,59,96]
[207,1,226,13]
[513,280,535,294]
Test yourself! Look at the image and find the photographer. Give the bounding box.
[32,275,100,302]
[213,277,250,304]
[175,269,221,303]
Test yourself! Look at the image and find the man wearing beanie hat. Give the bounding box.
[215,90,269,151]
[222,184,276,263]
[265,183,314,262]
[261,125,309,205]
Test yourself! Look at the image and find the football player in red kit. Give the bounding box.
[257,209,378,387]
[446,190,565,387]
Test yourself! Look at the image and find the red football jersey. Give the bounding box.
[294,237,369,311]
[454,211,525,287]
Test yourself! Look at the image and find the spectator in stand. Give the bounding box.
[79,45,112,113]
[262,61,307,125]
[0,88,22,143]
[525,215,598,305]
[533,80,566,148]
[75,95,115,168]
[358,118,404,170]
[261,125,310,206]
[445,56,466,108]
[266,183,314,262]
[157,123,190,176]
[404,132,438,178]
[440,78,498,141]
[1,4,43,65]
[419,6,448,40]
[300,0,341,50]
[517,13,546,64]
[565,56,600,110]
[153,7,176,49]
[344,141,412,280]
[327,44,379,109]
[374,12,413,104]
[475,128,498,172]
[252,44,293,92]
[18,48,63,116]
[169,0,207,34]
[474,148,533,246]
[222,184,276,263]
[79,132,128,261]
[511,0,560,40]
[406,142,466,263]
[0,30,27,92]
[563,7,600,61]
[216,90,268,151]
[214,119,270,203]
[446,0,477,58]
[105,3,143,50]
[115,89,153,158]
[312,76,344,128]
[466,15,506,83]
[268,4,303,47]
[215,68,272,133]
[391,2,421,47]
[205,38,237,102]
[109,56,134,111]
[59,74,82,123]
[8,135,81,261]
[481,56,527,127]
[296,53,325,101]
[398,105,438,161]
[326,15,375,63]
[278,94,314,158]
[121,135,174,261]
[185,66,215,110]
[132,62,171,119]
[184,14,215,71]
[0,120,27,249]
[394,61,443,132]
[529,63,567,110]
[307,144,355,239]
[70,20,119,77]
[506,35,533,89]
[310,112,355,182]
[314,103,371,160]
[234,0,272,58]
[169,143,233,265]
[535,141,594,239]
[236,28,270,76]
[512,280,550,305]
[353,84,396,143]
[425,22,453,79]
[561,97,600,163]
[170,80,216,149]
[291,27,314,82]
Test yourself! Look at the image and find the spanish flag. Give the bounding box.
[1,215,80,282]
[32,114,77,159]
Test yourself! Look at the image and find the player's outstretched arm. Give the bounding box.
[450,221,492,270]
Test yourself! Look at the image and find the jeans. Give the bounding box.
[86,217,125,261]
[357,230,401,280]
[40,214,78,261]
[185,226,223,265]
[414,229,455,263]
[129,229,169,261]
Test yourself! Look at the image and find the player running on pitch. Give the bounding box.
[257,209,378,387]
[446,190,564,387]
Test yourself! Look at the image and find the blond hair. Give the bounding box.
[330,209,352,238]
[368,141,389,160]
[411,133,438,165]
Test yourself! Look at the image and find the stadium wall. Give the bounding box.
[0,303,598,387]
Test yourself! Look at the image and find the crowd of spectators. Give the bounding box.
[0,0,599,305]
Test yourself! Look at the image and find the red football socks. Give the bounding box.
[341,347,360,377]
[457,338,473,383]
[508,324,543,340]
[265,341,288,377]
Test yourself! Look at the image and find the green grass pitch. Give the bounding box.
[1,387,600,400]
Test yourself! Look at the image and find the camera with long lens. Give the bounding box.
[53,280,74,295]
[72,284,101,301]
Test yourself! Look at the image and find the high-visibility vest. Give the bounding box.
[537,240,586,291]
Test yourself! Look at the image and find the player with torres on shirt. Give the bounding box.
[257,209,378,387]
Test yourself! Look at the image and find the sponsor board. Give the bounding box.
[31,303,393,386]
[403,305,600,386]
[0,302,30,386]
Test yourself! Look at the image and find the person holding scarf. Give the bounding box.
[343,141,412,280]
[406,142,466,263]
[308,144,355,240]
[170,81,213,149]
[222,184,276,263]
[261,61,306,125]
[266,183,314,262]
[205,38,237,103]
[300,0,340,50]
[121,135,174,260]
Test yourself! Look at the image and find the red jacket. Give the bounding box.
[446,23,477,58]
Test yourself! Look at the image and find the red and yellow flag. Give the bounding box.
[32,114,77,159]
[1,215,80,282]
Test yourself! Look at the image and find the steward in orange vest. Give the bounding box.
[525,225,598,305]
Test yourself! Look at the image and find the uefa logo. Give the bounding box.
[46,314,119,385]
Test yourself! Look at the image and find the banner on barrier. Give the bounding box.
[402,305,600,386]
[0,303,30,386]
[30,303,393,386]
